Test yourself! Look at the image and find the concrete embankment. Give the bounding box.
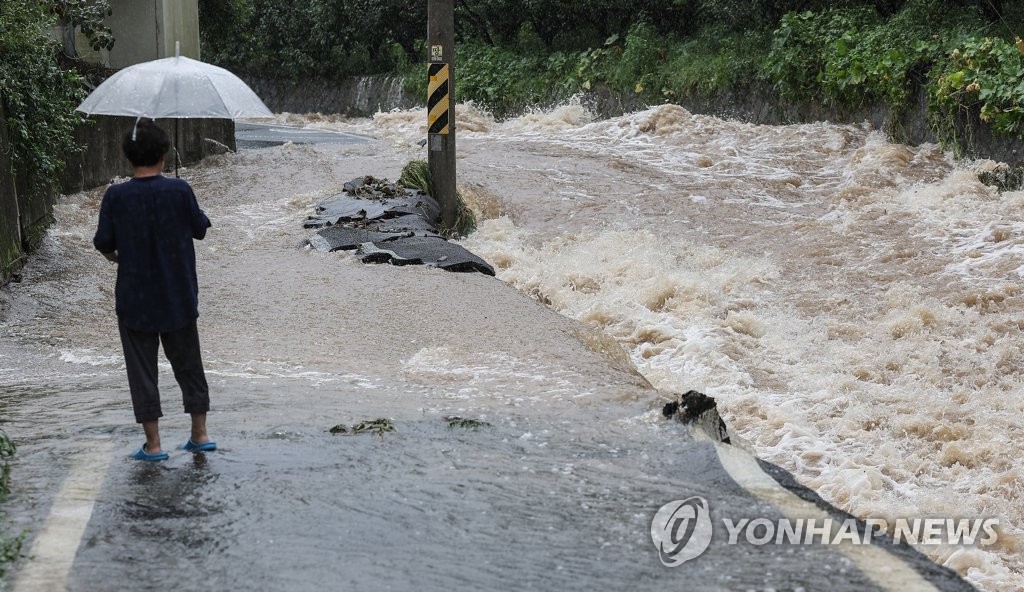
[241,74,418,118]
[240,73,1024,168]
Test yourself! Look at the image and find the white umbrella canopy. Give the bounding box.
[76,54,273,119]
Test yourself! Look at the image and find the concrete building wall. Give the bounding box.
[159,0,201,61]
[105,0,160,69]
[105,0,199,69]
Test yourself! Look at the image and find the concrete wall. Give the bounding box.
[105,0,199,69]
[62,117,236,194]
[14,172,57,256]
[105,0,160,68]
[243,75,416,117]
[159,0,201,61]
[0,99,23,282]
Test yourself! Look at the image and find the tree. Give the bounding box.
[48,0,114,57]
[0,0,85,196]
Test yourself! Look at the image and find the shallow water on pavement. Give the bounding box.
[0,134,705,590]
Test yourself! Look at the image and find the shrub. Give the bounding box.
[765,8,882,102]
[930,35,1024,140]
[0,0,84,198]
[666,27,772,98]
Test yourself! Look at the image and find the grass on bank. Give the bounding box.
[399,160,477,239]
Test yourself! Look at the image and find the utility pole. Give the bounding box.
[427,0,457,230]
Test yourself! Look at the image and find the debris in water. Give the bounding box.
[978,164,1024,192]
[445,416,492,430]
[356,236,495,275]
[330,418,396,436]
[352,418,396,435]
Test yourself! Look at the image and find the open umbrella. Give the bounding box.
[76,43,273,175]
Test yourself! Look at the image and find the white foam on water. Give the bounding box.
[451,102,1024,591]
[402,346,590,405]
[204,362,378,388]
[58,349,123,368]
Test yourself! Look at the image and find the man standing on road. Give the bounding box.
[93,119,217,461]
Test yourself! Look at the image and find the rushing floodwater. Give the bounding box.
[1,101,1021,590]
[285,102,1023,591]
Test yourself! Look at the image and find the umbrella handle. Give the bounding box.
[174,119,180,178]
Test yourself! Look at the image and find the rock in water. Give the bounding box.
[664,390,731,444]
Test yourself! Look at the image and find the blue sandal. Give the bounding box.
[182,439,217,452]
[131,444,169,462]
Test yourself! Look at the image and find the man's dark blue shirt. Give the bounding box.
[93,175,211,333]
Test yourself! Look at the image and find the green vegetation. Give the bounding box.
[199,0,423,79]
[199,0,1024,152]
[397,159,432,195]
[760,0,1024,150]
[453,21,773,113]
[0,0,88,199]
[399,160,477,238]
[930,35,1024,140]
[50,0,115,53]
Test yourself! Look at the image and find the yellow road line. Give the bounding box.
[14,439,113,592]
[710,439,940,592]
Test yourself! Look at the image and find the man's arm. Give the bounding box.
[188,186,212,240]
[93,191,117,255]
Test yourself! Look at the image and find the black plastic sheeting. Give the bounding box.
[306,177,494,276]
[357,237,495,276]
[310,227,413,251]
[304,193,441,229]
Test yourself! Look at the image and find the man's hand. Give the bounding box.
[101,251,118,264]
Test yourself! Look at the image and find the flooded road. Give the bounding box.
[0,102,1016,590]
[323,103,1019,590]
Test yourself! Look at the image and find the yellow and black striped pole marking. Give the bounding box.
[428,63,451,135]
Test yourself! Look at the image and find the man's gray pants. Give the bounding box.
[118,319,210,423]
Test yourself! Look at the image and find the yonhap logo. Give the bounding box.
[651,495,1000,567]
[651,496,713,567]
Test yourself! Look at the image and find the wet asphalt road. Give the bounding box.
[19,408,977,592]
[234,122,372,149]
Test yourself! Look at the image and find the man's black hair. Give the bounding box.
[122,119,171,167]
